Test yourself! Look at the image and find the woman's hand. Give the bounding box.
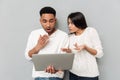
[74,43,86,52]
[61,48,72,53]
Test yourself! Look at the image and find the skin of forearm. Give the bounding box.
[28,45,42,57]
[85,45,97,55]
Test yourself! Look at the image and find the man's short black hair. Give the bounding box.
[39,6,56,16]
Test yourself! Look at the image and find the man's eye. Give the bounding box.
[49,20,54,23]
[42,20,47,23]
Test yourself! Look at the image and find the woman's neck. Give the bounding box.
[75,29,85,36]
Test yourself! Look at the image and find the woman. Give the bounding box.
[62,12,104,80]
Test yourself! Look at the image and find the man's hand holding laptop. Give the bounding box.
[45,65,62,74]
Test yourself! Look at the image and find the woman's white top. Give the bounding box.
[69,27,104,77]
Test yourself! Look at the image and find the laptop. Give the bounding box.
[32,53,74,71]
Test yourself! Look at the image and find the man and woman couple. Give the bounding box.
[25,6,104,80]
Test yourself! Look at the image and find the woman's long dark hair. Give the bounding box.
[68,12,88,29]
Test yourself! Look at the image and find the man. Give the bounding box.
[25,6,68,80]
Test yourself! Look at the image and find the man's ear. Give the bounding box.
[55,18,57,22]
[40,18,42,23]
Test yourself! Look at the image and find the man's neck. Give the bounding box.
[48,28,56,36]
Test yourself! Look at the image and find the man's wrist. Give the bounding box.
[34,46,41,53]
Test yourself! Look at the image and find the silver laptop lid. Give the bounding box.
[32,53,74,71]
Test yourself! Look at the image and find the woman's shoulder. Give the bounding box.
[86,27,96,31]
[86,27,97,33]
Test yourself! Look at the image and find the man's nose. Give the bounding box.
[46,22,50,26]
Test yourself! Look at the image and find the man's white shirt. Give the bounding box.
[25,29,68,78]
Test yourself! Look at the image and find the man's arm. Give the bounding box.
[28,34,49,57]
[28,45,42,57]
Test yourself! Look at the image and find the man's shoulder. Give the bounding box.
[31,29,43,33]
[57,29,68,35]
[30,29,46,34]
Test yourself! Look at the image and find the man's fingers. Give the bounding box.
[45,65,51,72]
[43,34,49,40]
[51,65,56,74]
[45,65,56,74]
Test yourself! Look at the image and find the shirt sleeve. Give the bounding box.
[24,32,35,61]
[58,34,69,53]
[90,28,104,58]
